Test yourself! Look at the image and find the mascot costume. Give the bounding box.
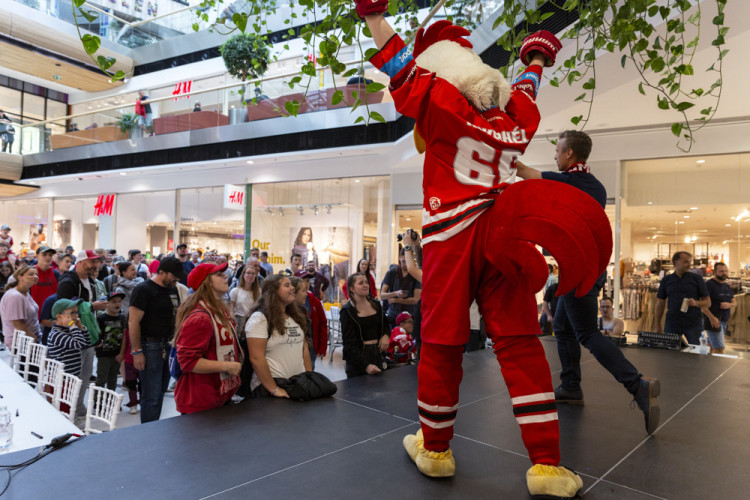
[356,1,612,498]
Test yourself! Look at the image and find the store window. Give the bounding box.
[178,186,245,260]
[617,153,750,333]
[251,176,390,303]
[0,199,48,254]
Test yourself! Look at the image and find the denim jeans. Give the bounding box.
[140,341,171,423]
[553,273,641,394]
[664,319,703,345]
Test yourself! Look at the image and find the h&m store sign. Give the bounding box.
[94,194,115,216]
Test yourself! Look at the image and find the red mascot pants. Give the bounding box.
[417,199,560,466]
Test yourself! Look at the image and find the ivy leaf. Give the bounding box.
[387,1,398,16]
[582,78,595,90]
[366,82,385,93]
[657,97,669,110]
[369,111,385,123]
[73,0,86,7]
[570,115,583,125]
[79,8,98,23]
[364,48,378,60]
[192,23,200,32]
[81,34,101,55]
[342,68,359,78]
[354,116,365,124]
[285,100,300,117]
[232,13,247,33]
[620,55,627,68]
[675,102,695,111]
[549,77,559,88]
[97,55,115,71]
[651,57,665,72]
[574,93,586,102]
[112,70,125,81]
[331,90,344,106]
[671,123,683,136]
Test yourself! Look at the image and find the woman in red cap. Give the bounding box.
[173,262,243,414]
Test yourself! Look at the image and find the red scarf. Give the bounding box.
[565,162,591,173]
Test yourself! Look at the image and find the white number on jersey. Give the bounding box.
[453,137,520,188]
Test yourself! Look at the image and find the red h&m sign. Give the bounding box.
[223,184,245,210]
[94,194,115,216]
[172,81,192,100]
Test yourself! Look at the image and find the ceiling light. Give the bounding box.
[726,224,731,227]
[691,236,697,241]
[405,217,411,221]
[354,179,360,183]
[120,172,127,176]
[723,240,727,244]
[683,215,690,219]
[696,159,705,164]
[647,201,653,205]
[29,181,36,185]
[690,207,698,210]
[678,221,685,224]
[246,160,254,164]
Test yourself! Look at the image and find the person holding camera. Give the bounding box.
[399,229,423,354]
[380,247,421,331]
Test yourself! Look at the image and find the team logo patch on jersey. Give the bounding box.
[429,197,441,210]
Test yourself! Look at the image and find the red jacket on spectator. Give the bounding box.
[175,307,241,414]
[307,292,328,357]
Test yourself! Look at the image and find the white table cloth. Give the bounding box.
[0,360,79,453]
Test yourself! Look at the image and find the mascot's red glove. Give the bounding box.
[354,0,389,19]
[520,30,562,67]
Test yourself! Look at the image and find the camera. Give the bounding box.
[397,229,419,242]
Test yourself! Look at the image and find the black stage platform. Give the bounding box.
[2,338,748,499]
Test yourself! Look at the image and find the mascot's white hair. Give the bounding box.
[413,20,511,112]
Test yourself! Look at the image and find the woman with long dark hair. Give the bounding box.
[341,272,389,378]
[291,226,317,267]
[173,262,243,414]
[342,258,378,299]
[246,274,312,398]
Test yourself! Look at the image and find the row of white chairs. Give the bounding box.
[7,330,124,435]
[328,306,342,362]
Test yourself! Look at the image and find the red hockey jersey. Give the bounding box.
[370,35,543,244]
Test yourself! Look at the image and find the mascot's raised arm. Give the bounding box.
[355,1,612,498]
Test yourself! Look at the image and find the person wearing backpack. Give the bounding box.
[173,262,242,414]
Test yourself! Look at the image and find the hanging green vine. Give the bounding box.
[71,0,128,81]
[492,0,728,151]
[74,0,728,149]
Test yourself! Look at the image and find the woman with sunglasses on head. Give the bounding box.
[246,274,312,398]
[174,262,243,414]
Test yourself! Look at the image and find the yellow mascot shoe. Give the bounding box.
[403,429,455,478]
[526,464,583,499]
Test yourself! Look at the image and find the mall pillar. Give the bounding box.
[244,184,252,259]
[97,196,116,250]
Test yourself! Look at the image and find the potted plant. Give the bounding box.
[116,112,140,139]
[220,33,271,123]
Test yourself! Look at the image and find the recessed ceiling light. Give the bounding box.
[246,160,254,164]
[683,215,690,219]
[29,181,36,185]
[120,172,127,176]
[647,201,653,205]
[690,207,698,210]
[354,179,360,183]
[678,221,685,224]
[696,159,705,164]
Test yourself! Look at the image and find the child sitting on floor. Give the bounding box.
[387,312,416,364]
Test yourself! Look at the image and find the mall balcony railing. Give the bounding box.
[16,62,392,156]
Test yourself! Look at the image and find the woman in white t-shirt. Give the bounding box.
[228,265,260,332]
[246,274,312,398]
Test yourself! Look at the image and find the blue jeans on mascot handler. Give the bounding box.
[140,341,171,423]
[553,273,641,394]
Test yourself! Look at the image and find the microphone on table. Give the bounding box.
[44,433,81,450]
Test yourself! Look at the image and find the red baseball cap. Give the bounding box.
[395,312,413,325]
[187,262,228,290]
[76,249,101,261]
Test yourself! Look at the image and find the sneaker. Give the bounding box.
[554,385,584,406]
[166,379,176,393]
[526,464,583,499]
[632,377,660,434]
[403,429,455,478]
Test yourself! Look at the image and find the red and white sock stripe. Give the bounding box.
[512,392,558,425]
[418,400,459,429]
